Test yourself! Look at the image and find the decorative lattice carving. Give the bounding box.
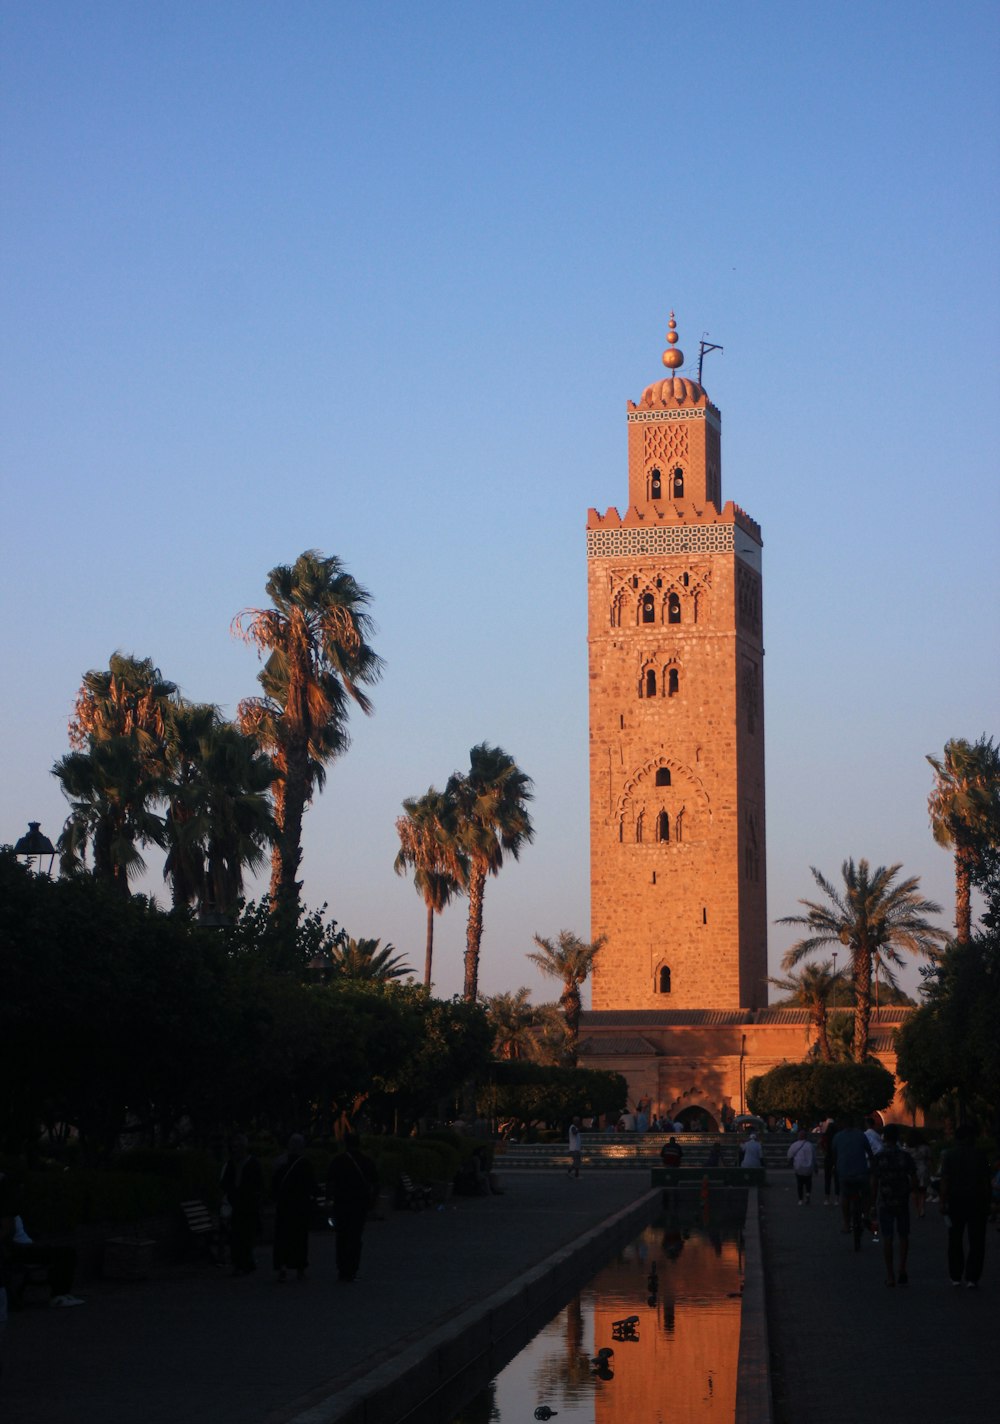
[644,422,688,470]
[588,525,735,558]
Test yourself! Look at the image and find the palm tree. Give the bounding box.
[328,937,412,982]
[447,744,534,1002]
[527,930,607,1060]
[233,551,383,925]
[394,787,468,990]
[778,859,948,1062]
[162,702,218,910]
[69,652,179,767]
[484,988,537,1060]
[767,960,847,1063]
[53,736,166,895]
[927,736,1000,944]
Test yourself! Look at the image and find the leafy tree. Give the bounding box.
[527,930,606,1061]
[778,860,948,1063]
[768,960,848,1062]
[746,1060,895,1126]
[368,992,493,1131]
[328,937,413,982]
[896,926,1000,1125]
[927,735,1000,944]
[233,550,383,926]
[484,1062,628,1126]
[446,743,534,1001]
[394,787,467,990]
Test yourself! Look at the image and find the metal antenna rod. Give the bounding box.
[698,337,724,385]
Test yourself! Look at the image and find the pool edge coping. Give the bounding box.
[285,1186,664,1424]
[735,1186,774,1424]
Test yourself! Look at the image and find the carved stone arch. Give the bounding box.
[637,587,659,626]
[610,587,628,628]
[616,756,711,844]
[638,653,660,699]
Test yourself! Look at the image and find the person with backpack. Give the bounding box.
[871,1123,917,1286]
[787,1129,817,1205]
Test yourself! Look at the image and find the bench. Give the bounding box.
[396,1174,432,1211]
[179,1199,221,1263]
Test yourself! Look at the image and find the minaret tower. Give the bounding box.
[587,315,767,1010]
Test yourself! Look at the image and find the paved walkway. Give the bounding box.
[3,1170,996,1423]
[0,1172,649,1424]
[761,1173,999,1424]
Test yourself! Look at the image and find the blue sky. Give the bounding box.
[3,1,998,1002]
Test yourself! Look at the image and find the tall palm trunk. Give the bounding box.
[852,948,871,1062]
[464,864,487,1001]
[811,1004,834,1062]
[270,745,308,927]
[424,904,434,991]
[954,838,974,945]
[561,982,582,1059]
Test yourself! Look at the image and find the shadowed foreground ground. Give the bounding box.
[2,1167,996,1423]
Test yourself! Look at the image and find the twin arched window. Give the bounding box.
[641,594,656,624]
[650,467,662,500]
[667,593,681,624]
[672,467,684,498]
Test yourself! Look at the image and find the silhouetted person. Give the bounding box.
[940,1123,991,1288]
[328,1134,379,1282]
[871,1124,917,1286]
[221,1134,263,1275]
[271,1134,315,1282]
[660,1137,683,1167]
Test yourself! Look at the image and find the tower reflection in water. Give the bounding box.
[452,1213,744,1424]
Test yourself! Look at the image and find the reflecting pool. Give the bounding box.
[451,1210,744,1424]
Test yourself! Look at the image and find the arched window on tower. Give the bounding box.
[667,593,681,624]
[657,811,670,842]
[658,965,671,994]
[635,812,644,843]
[641,593,656,624]
[655,767,671,787]
[668,667,679,697]
[644,668,656,698]
[650,467,662,500]
[673,467,684,498]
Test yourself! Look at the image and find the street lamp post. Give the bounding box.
[13,822,56,877]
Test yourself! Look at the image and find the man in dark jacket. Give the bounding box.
[328,1134,379,1283]
[940,1123,991,1287]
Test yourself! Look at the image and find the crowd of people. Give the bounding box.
[805,1116,993,1288]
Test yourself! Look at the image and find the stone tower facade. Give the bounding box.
[587,315,767,1011]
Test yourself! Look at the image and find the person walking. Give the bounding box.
[939,1123,991,1288]
[567,1118,583,1178]
[871,1124,917,1286]
[327,1133,379,1283]
[741,1132,764,1169]
[787,1129,817,1205]
[819,1118,840,1205]
[833,1118,875,1246]
[221,1134,263,1276]
[271,1134,315,1283]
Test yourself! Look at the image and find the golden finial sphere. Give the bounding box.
[662,311,683,368]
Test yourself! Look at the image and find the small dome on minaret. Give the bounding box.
[637,312,708,410]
